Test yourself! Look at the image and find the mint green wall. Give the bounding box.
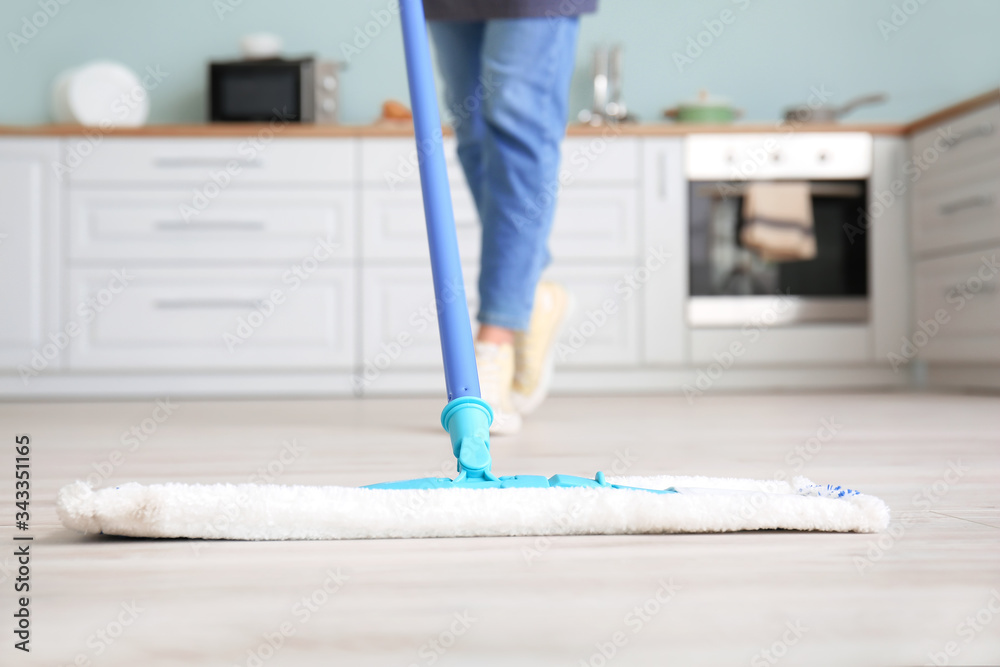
[1,0,997,126]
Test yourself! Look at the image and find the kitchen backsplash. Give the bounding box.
[1,0,996,125]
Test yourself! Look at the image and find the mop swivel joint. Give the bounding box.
[440,396,495,480]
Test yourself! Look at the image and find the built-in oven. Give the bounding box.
[685,133,873,327]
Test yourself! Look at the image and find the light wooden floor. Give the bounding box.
[1,392,998,666]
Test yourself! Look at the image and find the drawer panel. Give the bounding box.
[67,138,356,184]
[690,326,871,365]
[911,103,1000,181]
[69,189,354,261]
[362,186,480,260]
[914,249,1000,358]
[359,262,639,383]
[547,263,641,366]
[359,136,639,189]
[362,187,638,260]
[360,137,466,188]
[67,268,355,370]
[359,264,478,380]
[561,137,639,183]
[912,158,1000,255]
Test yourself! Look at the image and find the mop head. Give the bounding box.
[56,475,889,540]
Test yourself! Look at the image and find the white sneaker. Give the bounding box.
[512,282,574,415]
[474,342,522,435]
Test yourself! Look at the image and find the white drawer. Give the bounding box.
[561,137,639,183]
[551,187,638,259]
[359,136,639,189]
[912,157,1000,255]
[359,264,478,378]
[67,268,355,370]
[911,103,1000,181]
[690,326,871,365]
[362,186,480,260]
[69,189,355,261]
[67,138,356,184]
[547,263,642,366]
[914,249,1000,362]
[360,137,465,188]
[686,133,873,180]
[361,186,638,261]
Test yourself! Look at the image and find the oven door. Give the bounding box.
[688,179,869,327]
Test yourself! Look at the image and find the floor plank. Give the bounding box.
[0,392,998,666]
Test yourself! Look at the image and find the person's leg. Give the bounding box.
[427,21,487,209]
[476,16,580,335]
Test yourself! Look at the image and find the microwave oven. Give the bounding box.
[208,57,339,123]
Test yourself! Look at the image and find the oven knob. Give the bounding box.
[322,76,338,91]
[322,99,337,113]
[771,152,781,162]
[818,151,828,162]
[725,152,735,164]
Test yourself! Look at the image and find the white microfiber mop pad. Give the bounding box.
[56,475,889,540]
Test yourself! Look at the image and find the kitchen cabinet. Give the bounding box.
[0,129,919,397]
[0,139,59,371]
[909,97,1000,378]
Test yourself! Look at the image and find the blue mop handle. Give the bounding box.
[399,0,480,402]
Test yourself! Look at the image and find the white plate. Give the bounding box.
[51,60,149,127]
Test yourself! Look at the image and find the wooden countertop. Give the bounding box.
[0,120,906,138]
[1,89,995,138]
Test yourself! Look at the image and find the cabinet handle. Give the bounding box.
[657,152,667,200]
[945,122,995,149]
[154,299,264,310]
[939,194,995,216]
[152,157,261,168]
[154,220,266,231]
[944,283,997,297]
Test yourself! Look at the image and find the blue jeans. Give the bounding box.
[429,17,580,331]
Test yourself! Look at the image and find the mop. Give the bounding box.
[56,0,889,540]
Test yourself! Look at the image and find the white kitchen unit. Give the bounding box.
[909,97,1000,388]
[0,129,915,398]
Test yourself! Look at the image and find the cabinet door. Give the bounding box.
[0,140,59,371]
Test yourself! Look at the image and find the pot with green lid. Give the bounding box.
[663,90,743,124]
